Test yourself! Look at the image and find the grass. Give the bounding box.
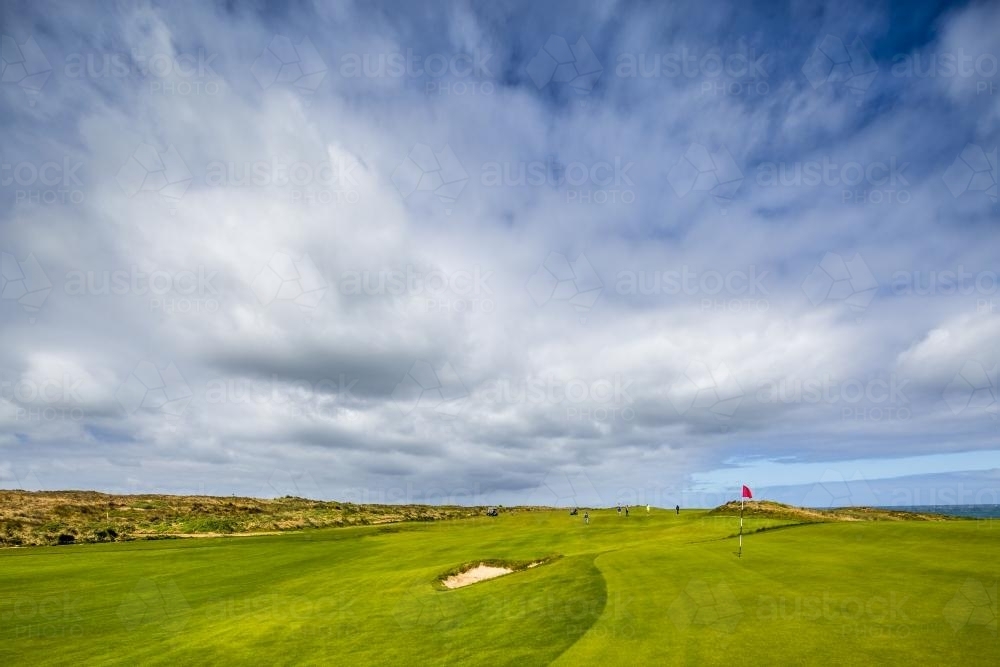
[0,505,996,665]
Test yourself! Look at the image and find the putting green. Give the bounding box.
[1,509,996,665]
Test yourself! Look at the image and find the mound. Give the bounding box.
[707,500,958,522]
[0,490,489,547]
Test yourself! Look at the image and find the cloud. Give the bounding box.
[0,0,997,503]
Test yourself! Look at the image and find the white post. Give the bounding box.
[738,489,744,557]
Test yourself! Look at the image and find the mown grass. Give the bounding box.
[0,507,996,665]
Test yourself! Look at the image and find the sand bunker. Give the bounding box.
[442,564,514,589]
[440,558,552,589]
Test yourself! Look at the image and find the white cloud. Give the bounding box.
[0,0,997,502]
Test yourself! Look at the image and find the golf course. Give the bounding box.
[2,503,996,665]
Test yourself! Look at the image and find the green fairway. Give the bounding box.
[1,509,997,665]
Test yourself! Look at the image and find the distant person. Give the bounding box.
[617,505,622,517]
[584,511,589,525]
[675,504,680,515]
[625,505,629,517]
[646,504,650,513]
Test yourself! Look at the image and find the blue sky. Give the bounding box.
[0,0,997,507]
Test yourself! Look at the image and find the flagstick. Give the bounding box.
[738,488,743,558]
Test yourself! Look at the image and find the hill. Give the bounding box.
[706,499,960,523]
[0,490,500,547]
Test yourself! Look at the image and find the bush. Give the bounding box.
[93,527,118,542]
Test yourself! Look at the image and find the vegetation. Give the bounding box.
[0,490,501,546]
[1,503,996,664]
[706,499,963,523]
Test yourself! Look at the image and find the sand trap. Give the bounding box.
[440,559,551,589]
[442,564,513,589]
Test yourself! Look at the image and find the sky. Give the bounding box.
[0,0,997,508]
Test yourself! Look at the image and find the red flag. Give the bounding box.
[742,485,753,499]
